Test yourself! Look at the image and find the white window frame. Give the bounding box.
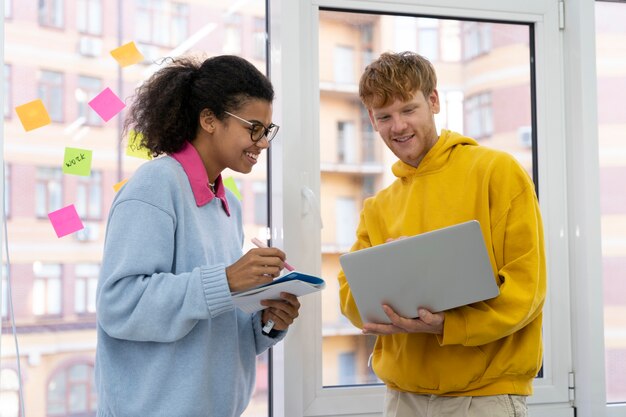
[269,0,614,416]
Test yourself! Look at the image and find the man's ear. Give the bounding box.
[367,109,379,132]
[199,109,216,133]
[429,89,441,115]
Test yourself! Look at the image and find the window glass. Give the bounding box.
[0,368,20,417]
[319,9,534,387]
[595,0,626,405]
[3,2,271,416]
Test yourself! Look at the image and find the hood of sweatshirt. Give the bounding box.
[391,129,479,179]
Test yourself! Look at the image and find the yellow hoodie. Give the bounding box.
[338,129,546,396]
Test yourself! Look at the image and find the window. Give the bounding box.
[77,0,102,35]
[253,180,268,226]
[464,92,493,140]
[74,264,99,315]
[75,171,102,220]
[223,13,242,54]
[335,197,357,249]
[47,362,97,416]
[39,0,64,29]
[136,0,189,47]
[337,121,356,164]
[417,18,439,61]
[4,64,10,119]
[1,266,8,319]
[596,0,626,405]
[4,164,10,218]
[463,21,492,60]
[333,46,355,85]
[253,17,266,61]
[36,167,63,218]
[38,71,64,123]
[4,0,12,19]
[32,263,62,316]
[0,368,20,417]
[76,76,102,126]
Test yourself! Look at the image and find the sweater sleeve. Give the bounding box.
[440,183,547,346]
[96,199,234,343]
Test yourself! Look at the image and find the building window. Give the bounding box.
[338,351,357,385]
[32,263,62,316]
[38,0,64,29]
[463,21,493,60]
[223,13,242,54]
[335,197,357,248]
[253,181,267,226]
[47,362,97,416]
[77,0,102,36]
[1,266,8,319]
[337,121,356,164]
[36,167,63,218]
[75,264,99,315]
[0,368,20,417]
[38,70,64,123]
[76,76,102,126]
[4,0,12,19]
[75,171,102,220]
[4,64,10,119]
[136,0,189,47]
[4,164,10,218]
[417,18,439,61]
[465,92,493,140]
[334,45,355,85]
[360,107,377,163]
[253,17,266,60]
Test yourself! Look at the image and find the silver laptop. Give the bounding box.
[339,220,499,324]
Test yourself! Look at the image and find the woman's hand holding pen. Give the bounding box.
[225,248,286,293]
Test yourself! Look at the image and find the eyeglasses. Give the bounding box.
[224,111,280,143]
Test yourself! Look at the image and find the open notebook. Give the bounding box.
[339,220,499,324]
[232,271,325,314]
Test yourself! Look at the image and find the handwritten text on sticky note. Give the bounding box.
[126,130,152,160]
[48,204,84,238]
[88,87,125,122]
[15,99,52,132]
[110,41,144,67]
[62,147,93,176]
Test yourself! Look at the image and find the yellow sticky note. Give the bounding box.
[113,178,129,193]
[126,130,152,160]
[110,41,144,67]
[223,177,242,201]
[15,99,52,132]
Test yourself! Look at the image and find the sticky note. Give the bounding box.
[110,41,144,67]
[62,147,93,176]
[113,178,129,192]
[15,99,52,131]
[48,204,84,238]
[88,87,125,122]
[223,177,242,200]
[126,130,152,160]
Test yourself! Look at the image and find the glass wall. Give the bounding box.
[2,1,271,416]
[596,0,626,405]
[317,9,534,387]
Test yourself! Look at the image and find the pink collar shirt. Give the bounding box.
[171,142,231,216]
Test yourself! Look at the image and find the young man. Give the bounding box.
[338,51,546,417]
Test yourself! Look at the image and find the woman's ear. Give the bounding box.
[199,109,216,133]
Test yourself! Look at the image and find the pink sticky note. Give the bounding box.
[48,204,84,238]
[88,87,126,122]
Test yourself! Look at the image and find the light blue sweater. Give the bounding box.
[95,155,284,417]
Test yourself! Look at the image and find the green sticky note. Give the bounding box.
[223,177,242,200]
[62,147,93,176]
[126,130,152,160]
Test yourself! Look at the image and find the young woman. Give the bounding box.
[95,55,300,417]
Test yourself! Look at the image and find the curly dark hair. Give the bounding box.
[124,55,275,156]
